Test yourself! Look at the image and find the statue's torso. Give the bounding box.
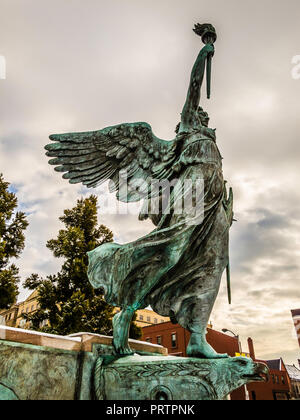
[143,126,224,227]
[178,126,222,168]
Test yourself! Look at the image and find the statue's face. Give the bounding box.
[199,111,210,127]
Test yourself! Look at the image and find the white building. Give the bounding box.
[286,364,300,400]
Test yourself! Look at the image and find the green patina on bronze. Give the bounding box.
[0,340,81,400]
[0,337,269,400]
[95,355,269,401]
[46,23,234,358]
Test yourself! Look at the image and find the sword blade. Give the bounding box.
[206,54,212,99]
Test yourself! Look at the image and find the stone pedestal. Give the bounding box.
[0,326,268,400]
[0,326,166,400]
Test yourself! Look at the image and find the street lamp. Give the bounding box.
[222,328,242,353]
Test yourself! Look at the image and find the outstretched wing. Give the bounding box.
[45,122,178,202]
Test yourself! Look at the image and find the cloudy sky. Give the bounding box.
[0,0,299,364]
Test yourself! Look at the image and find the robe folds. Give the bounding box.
[87,128,230,327]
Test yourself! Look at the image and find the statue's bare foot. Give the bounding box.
[112,309,134,356]
[187,333,228,359]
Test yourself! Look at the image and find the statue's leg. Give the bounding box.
[183,205,230,359]
[175,260,229,359]
[112,307,135,356]
[185,291,228,359]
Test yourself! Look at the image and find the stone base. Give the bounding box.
[0,326,268,400]
[0,326,165,400]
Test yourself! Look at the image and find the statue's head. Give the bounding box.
[175,107,210,134]
[198,107,210,127]
[218,357,270,391]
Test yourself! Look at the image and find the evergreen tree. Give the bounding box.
[0,174,28,309]
[24,195,142,339]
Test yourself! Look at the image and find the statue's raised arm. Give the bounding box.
[180,23,217,132]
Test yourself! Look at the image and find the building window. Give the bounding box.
[281,376,285,385]
[147,317,151,322]
[157,336,162,345]
[160,320,164,323]
[146,337,152,343]
[154,318,158,324]
[276,376,279,384]
[31,305,35,312]
[272,374,275,384]
[171,333,177,348]
[139,315,144,321]
[251,391,256,401]
[40,320,48,328]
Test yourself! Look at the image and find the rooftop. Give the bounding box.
[265,359,282,371]
[286,364,300,381]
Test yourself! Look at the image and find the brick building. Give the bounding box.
[247,357,291,400]
[246,338,291,400]
[142,321,241,358]
[142,323,292,400]
[291,309,300,348]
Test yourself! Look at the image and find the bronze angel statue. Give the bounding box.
[45,24,234,359]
